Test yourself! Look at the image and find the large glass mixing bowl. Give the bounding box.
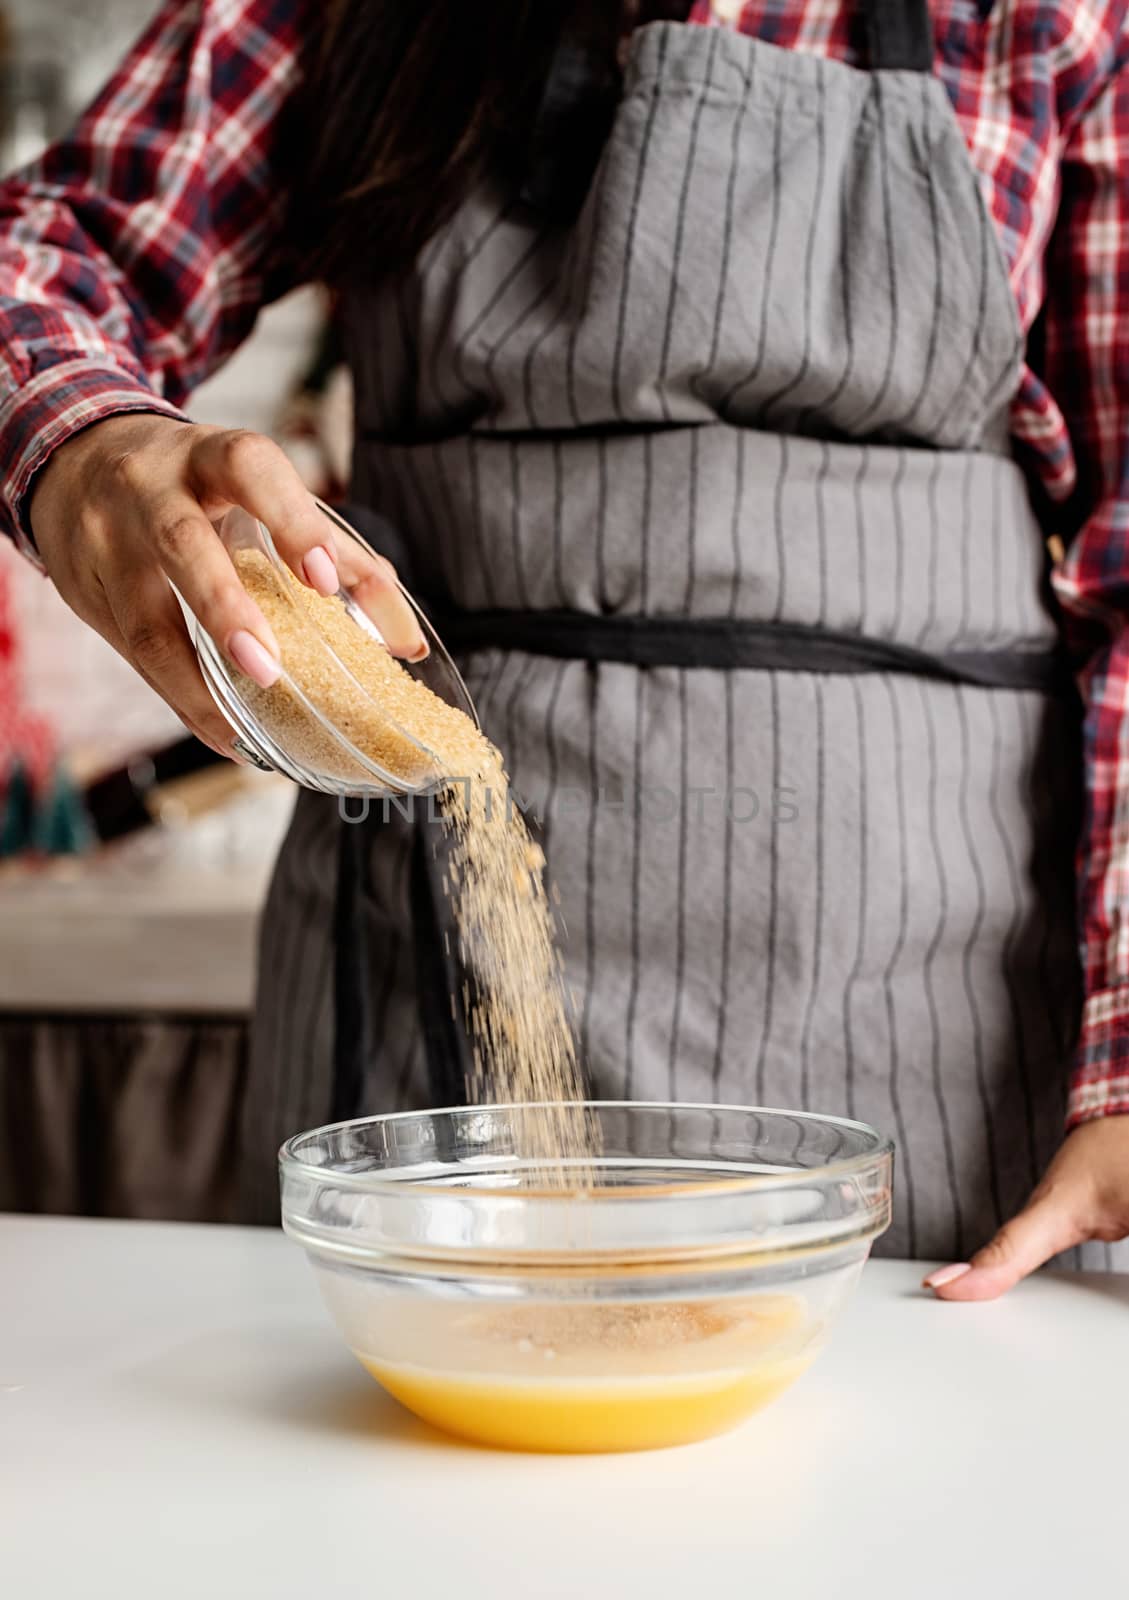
[281,1102,893,1453]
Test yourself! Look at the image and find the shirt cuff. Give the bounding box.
[1068,984,1129,1126]
[0,358,188,565]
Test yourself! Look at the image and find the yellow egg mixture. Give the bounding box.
[353,1295,815,1452]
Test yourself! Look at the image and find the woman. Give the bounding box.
[3,0,1128,1291]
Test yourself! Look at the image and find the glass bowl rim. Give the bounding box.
[278,1099,895,1201]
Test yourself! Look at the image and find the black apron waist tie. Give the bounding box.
[426,606,1070,695]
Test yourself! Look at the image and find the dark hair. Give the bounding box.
[290,1,627,286]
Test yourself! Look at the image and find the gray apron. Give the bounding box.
[246,4,1121,1269]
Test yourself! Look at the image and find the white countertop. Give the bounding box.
[0,777,294,1014]
[2,1215,1126,1599]
[0,862,272,1013]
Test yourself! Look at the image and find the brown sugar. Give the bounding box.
[231,548,597,1181]
[455,1296,804,1357]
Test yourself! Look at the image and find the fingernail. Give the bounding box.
[923,1263,972,1290]
[302,544,339,597]
[408,637,431,663]
[229,629,281,688]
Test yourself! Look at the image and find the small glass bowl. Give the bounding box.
[280,1102,894,1453]
[180,502,478,796]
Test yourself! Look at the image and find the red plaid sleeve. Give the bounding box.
[0,0,309,561]
[1047,54,1129,1126]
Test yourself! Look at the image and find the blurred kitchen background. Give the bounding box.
[0,1,351,1219]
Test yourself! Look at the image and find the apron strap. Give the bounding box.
[861,0,935,72]
[519,39,619,221]
[409,818,475,1108]
[428,606,1071,696]
[332,798,473,1120]
[331,801,369,1123]
[520,4,695,220]
[520,1,935,221]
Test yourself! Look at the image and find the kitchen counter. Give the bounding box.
[0,775,294,1014]
[2,1215,1126,1599]
[0,780,296,1215]
[0,859,273,1013]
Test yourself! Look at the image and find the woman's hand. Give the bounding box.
[30,413,425,757]
[924,1116,1129,1299]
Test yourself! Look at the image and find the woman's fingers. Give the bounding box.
[95,582,249,761]
[324,515,429,661]
[184,427,429,654]
[129,490,282,688]
[924,1118,1129,1301]
[923,1190,1083,1301]
[99,565,245,755]
[30,409,430,755]
[44,573,232,760]
[186,435,427,659]
[187,429,340,595]
[348,565,430,661]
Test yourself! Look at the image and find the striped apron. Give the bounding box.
[245,5,1123,1269]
